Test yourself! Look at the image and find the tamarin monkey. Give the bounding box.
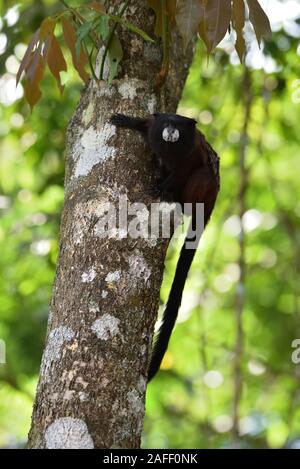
[110,113,220,381]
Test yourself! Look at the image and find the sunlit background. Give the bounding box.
[0,0,300,448]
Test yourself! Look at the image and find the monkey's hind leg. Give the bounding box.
[110,114,147,133]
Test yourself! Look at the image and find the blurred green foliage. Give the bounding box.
[0,0,300,449]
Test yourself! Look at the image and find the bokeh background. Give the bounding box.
[0,0,300,449]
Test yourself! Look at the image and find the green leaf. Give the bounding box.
[75,20,95,57]
[108,32,123,83]
[95,15,110,41]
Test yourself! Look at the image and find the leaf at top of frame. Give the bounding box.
[203,0,232,53]
[176,0,204,49]
[232,0,246,62]
[246,0,271,46]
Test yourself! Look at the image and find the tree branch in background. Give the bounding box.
[232,68,253,441]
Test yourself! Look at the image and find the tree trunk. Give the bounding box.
[28,0,195,449]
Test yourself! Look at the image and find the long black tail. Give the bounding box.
[148,224,200,381]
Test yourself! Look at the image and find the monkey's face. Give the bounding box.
[150,113,197,159]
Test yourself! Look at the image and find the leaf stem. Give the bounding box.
[161,0,169,71]
[83,41,98,81]
[155,0,170,88]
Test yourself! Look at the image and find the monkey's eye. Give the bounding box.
[162,126,180,143]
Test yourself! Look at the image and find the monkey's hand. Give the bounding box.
[110,113,129,127]
[110,114,148,133]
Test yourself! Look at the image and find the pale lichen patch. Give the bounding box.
[91,314,120,341]
[48,309,53,324]
[137,375,147,394]
[72,199,112,245]
[118,81,137,100]
[73,123,116,178]
[82,101,95,126]
[105,270,121,282]
[127,388,144,415]
[75,376,89,389]
[40,326,75,381]
[81,267,97,283]
[45,418,94,449]
[89,300,100,314]
[63,390,75,401]
[147,94,157,114]
[62,369,76,382]
[94,81,116,98]
[128,254,151,284]
[79,391,89,402]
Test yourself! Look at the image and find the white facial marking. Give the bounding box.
[162,126,180,143]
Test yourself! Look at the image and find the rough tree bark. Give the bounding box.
[28,0,195,449]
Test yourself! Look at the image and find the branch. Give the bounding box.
[232,67,253,440]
